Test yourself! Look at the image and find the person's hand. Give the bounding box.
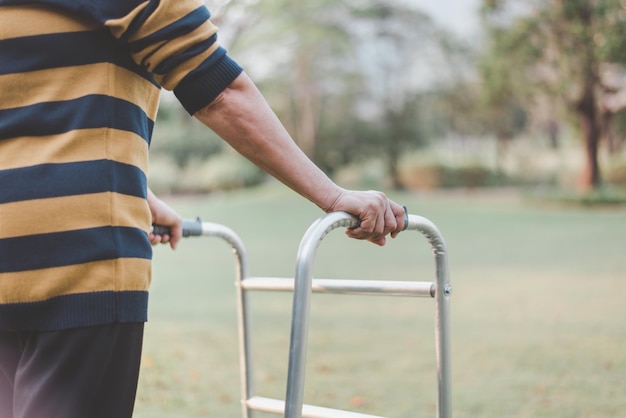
[325,189,406,246]
[147,189,182,249]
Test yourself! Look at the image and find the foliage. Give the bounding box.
[151,101,224,168]
[527,185,626,207]
[605,157,626,188]
[613,109,626,138]
[216,0,456,186]
[147,1,626,195]
[334,152,516,191]
[148,152,265,194]
[179,152,266,192]
[147,155,182,195]
[479,0,626,191]
[399,161,512,190]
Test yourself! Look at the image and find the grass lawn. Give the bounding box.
[134,183,626,418]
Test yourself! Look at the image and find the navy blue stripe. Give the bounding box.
[130,6,209,53]
[120,0,162,42]
[0,291,149,331]
[0,95,154,142]
[182,44,228,80]
[0,30,156,85]
[153,35,218,75]
[0,160,147,204]
[0,226,151,273]
[174,51,243,115]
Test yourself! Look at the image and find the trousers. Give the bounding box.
[0,323,144,418]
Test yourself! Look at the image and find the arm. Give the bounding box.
[91,1,403,244]
[194,72,405,246]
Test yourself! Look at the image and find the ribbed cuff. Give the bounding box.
[174,52,243,115]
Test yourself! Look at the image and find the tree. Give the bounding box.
[212,0,448,185]
[350,1,442,188]
[481,0,626,191]
[217,0,360,158]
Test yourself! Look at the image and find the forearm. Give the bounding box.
[193,72,343,212]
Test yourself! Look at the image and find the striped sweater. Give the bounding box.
[0,0,243,331]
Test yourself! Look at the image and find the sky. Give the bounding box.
[409,0,482,40]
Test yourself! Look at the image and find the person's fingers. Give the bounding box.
[345,228,386,246]
[333,190,406,246]
[367,235,387,246]
[150,219,182,249]
[149,233,170,245]
[169,222,183,249]
[383,201,399,235]
[359,192,387,233]
[389,203,406,239]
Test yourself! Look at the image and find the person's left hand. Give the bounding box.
[325,189,406,246]
[147,189,182,249]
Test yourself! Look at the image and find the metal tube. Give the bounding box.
[284,212,452,418]
[196,222,255,418]
[284,212,358,418]
[405,215,452,418]
[241,277,435,297]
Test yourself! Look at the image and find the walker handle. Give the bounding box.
[150,217,203,237]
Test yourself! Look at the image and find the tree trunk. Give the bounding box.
[387,152,404,190]
[576,86,601,191]
[600,109,618,155]
[292,50,318,159]
[572,2,601,192]
[385,110,406,190]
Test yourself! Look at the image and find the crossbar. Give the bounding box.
[241,277,435,297]
[246,396,384,418]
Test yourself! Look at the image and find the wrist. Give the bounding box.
[319,186,345,213]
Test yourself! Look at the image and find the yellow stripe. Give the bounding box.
[106,0,207,40]
[105,1,150,39]
[0,258,151,304]
[152,21,220,90]
[0,128,149,172]
[0,5,97,40]
[0,192,150,239]
[0,63,161,117]
[115,257,153,291]
[104,0,219,90]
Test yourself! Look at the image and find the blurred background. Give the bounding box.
[136,1,626,417]
[149,0,626,204]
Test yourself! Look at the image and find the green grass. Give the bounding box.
[134,184,626,418]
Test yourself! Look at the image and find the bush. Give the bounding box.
[334,156,512,191]
[179,153,266,193]
[334,159,388,189]
[148,156,182,194]
[399,161,510,189]
[525,186,626,207]
[399,163,444,190]
[148,152,267,194]
[605,160,626,188]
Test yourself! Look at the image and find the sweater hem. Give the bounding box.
[0,291,148,332]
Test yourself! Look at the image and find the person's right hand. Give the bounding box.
[147,189,182,250]
[325,189,406,246]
